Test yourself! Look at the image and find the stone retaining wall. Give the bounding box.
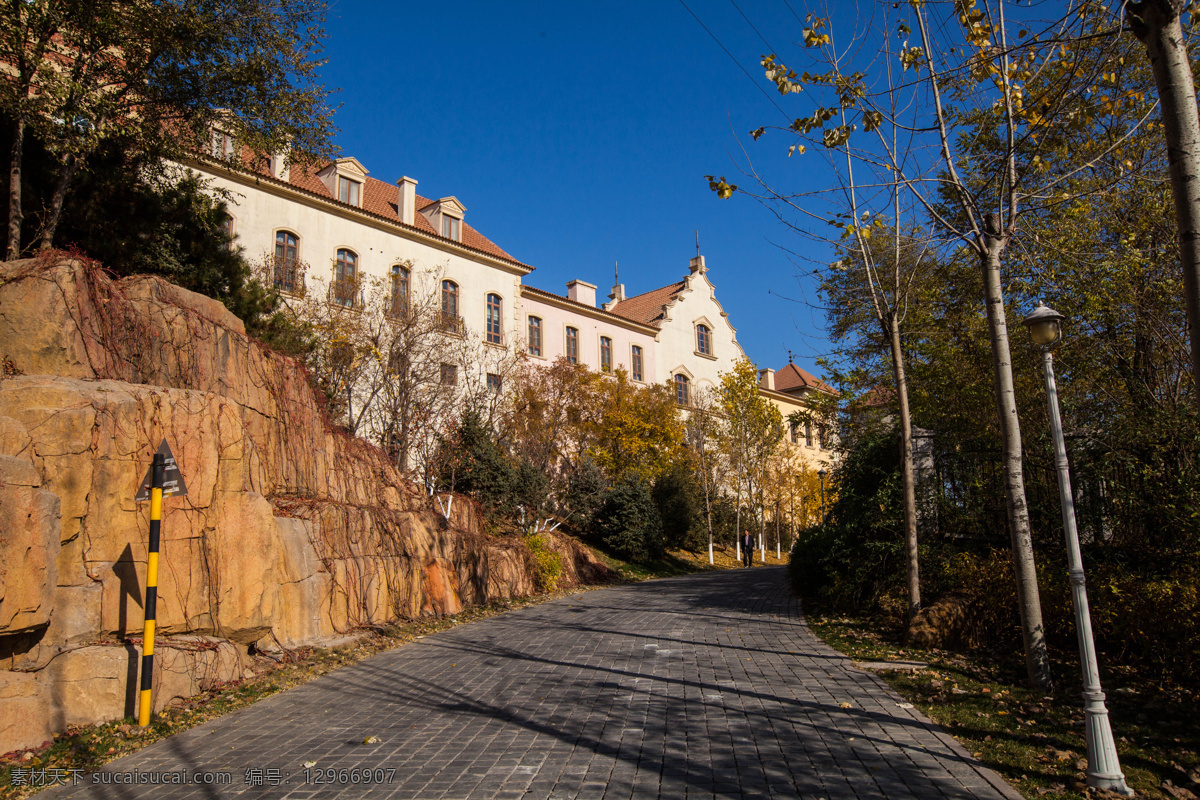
[0,257,605,753]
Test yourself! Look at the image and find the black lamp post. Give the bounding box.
[1022,304,1131,797]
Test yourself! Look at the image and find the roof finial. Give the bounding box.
[614,260,619,286]
[695,230,700,257]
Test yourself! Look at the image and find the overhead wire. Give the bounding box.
[677,0,793,124]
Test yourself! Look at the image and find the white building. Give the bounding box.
[187,150,834,465]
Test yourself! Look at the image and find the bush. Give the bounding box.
[788,427,904,611]
[652,463,704,550]
[592,476,664,562]
[524,533,565,592]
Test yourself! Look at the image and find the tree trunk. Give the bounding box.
[38,155,79,251]
[7,116,25,261]
[1128,0,1200,413]
[734,481,742,561]
[888,312,922,620]
[980,219,1053,691]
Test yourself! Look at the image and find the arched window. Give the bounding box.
[528,316,542,356]
[565,327,579,364]
[273,231,299,293]
[696,324,712,356]
[486,293,503,344]
[441,280,462,334]
[333,248,357,307]
[674,374,690,406]
[390,265,410,317]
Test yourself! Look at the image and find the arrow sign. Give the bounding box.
[134,439,188,501]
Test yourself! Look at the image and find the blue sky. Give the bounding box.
[318,0,835,377]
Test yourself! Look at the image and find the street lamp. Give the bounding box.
[817,468,828,526]
[1022,304,1132,798]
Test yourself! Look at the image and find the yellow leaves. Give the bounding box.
[788,144,806,157]
[822,124,855,148]
[750,126,765,141]
[900,46,926,73]
[863,110,883,133]
[803,17,831,47]
[705,175,737,199]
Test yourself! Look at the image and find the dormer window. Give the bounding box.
[338,176,361,206]
[420,197,466,243]
[317,158,369,207]
[211,129,235,158]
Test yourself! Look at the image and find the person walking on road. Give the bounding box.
[742,530,753,567]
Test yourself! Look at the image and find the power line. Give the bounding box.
[677,0,792,124]
[729,0,776,54]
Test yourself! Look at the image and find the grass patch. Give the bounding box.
[591,542,789,581]
[807,613,1200,800]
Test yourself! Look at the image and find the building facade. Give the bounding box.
[188,150,834,467]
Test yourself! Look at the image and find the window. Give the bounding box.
[440,363,458,386]
[389,265,409,317]
[220,215,235,246]
[211,129,234,158]
[599,336,613,372]
[790,422,799,444]
[442,216,461,241]
[805,420,813,447]
[273,231,300,293]
[818,425,828,450]
[631,345,643,382]
[565,327,579,364]
[333,249,357,307]
[527,316,542,356]
[487,373,502,393]
[486,294,503,344]
[337,176,360,206]
[441,280,462,333]
[696,324,712,356]
[674,374,690,406]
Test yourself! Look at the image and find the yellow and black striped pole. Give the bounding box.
[138,453,164,727]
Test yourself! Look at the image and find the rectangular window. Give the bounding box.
[528,316,542,356]
[805,420,813,447]
[486,294,503,344]
[442,216,461,241]
[630,345,643,382]
[818,425,828,450]
[211,130,234,158]
[790,422,798,444]
[487,373,502,393]
[565,327,579,364]
[440,363,458,386]
[338,176,360,206]
[599,337,612,372]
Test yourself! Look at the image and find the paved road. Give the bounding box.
[42,567,1021,799]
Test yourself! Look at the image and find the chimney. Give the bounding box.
[689,254,706,274]
[567,279,597,307]
[759,368,775,391]
[608,283,625,305]
[397,176,418,225]
[268,151,290,181]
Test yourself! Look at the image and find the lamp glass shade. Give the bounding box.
[817,469,828,478]
[1028,318,1061,347]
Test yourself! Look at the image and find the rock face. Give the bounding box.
[0,256,607,754]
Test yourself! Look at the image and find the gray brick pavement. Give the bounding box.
[38,567,1022,799]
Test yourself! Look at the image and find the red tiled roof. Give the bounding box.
[234,153,527,268]
[608,281,686,327]
[773,363,835,395]
[520,285,658,332]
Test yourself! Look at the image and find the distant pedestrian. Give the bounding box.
[741,530,753,567]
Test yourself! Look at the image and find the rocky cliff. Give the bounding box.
[0,256,605,753]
